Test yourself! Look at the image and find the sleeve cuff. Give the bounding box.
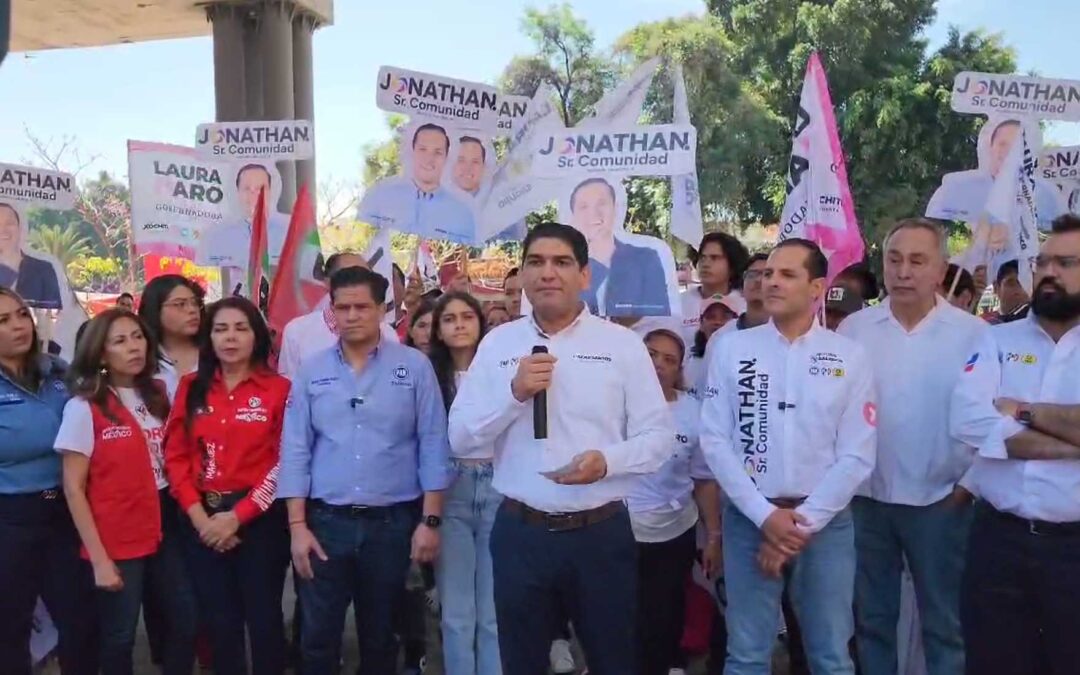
[233,498,260,525]
[172,485,202,514]
[745,497,778,530]
[274,477,311,500]
[979,417,1027,460]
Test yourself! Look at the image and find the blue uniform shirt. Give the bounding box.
[277,339,452,505]
[0,356,70,494]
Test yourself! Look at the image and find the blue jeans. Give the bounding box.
[297,500,419,675]
[723,503,856,675]
[853,496,972,675]
[434,462,503,675]
[182,503,291,675]
[96,513,198,675]
[491,501,637,675]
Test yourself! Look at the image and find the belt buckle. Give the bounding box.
[205,491,223,509]
[544,512,580,532]
[40,489,59,501]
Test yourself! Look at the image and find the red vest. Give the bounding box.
[85,393,162,561]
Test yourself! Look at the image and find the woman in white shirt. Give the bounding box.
[684,295,742,400]
[55,309,197,675]
[138,275,204,401]
[430,291,500,675]
[633,328,722,675]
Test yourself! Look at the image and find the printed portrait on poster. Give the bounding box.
[926,115,1065,230]
[357,120,478,244]
[557,176,678,317]
[196,161,291,270]
[0,202,62,309]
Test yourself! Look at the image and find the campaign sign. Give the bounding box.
[195,120,315,160]
[376,66,501,130]
[1041,145,1080,214]
[496,94,530,135]
[531,124,697,178]
[952,72,1080,122]
[0,162,77,210]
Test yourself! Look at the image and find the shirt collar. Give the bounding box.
[336,335,384,366]
[879,295,952,333]
[210,366,276,390]
[527,303,591,340]
[764,317,824,346]
[1023,311,1080,346]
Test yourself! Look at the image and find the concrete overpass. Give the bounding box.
[8,0,335,208]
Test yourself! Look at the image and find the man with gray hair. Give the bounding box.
[838,218,988,675]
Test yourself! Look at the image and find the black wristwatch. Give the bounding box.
[1016,405,1035,426]
[422,514,442,529]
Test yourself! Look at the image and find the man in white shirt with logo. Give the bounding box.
[950,214,1080,674]
[839,219,987,675]
[277,251,398,379]
[448,222,672,675]
[701,238,877,675]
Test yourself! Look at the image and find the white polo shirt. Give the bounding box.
[277,296,399,380]
[950,314,1080,522]
[838,298,988,505]
[448,306,673,513]
[701,321,877,532]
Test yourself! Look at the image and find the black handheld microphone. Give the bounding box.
[532,345,548,440]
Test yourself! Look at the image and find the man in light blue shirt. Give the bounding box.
[277,265,451,675]
[357,123,476,244]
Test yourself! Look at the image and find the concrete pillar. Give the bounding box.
[242,14,264,120]
[259,1,297,211]
[293,13,316,195]
[208,4,246,123]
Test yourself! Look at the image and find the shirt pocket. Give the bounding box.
[309,386,349,442]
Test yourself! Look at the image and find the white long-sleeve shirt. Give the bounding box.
[448,306,674,513]
[950,314,1080,523]
[838,298,988,505]
[701,320,877,533]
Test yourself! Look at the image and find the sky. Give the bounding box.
[1,0,1078,189]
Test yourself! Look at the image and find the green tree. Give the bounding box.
[28,225,93,267]
[67,255,123,293]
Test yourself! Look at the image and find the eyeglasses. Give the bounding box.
[1032,255,1080,272]
[162,298,203,311]
[743,270,765,281]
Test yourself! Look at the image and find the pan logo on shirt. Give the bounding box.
[52,380,66,393]
[737,359,770,481]
[392,364,415,388]
[809,352,845,377]
[1004,352,1038,365]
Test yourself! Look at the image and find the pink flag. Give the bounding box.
[778,53,864,282]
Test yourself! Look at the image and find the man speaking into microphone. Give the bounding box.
[449,222,673,675]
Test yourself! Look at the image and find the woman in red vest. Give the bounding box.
[164,296,291,674]
[56,308,197,675]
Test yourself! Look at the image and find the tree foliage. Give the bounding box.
[28,225,93,267]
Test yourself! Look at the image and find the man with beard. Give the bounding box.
[951,213,1080,674]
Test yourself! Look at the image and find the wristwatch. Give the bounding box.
[1016,404,1035,426]
[422,514,442,529]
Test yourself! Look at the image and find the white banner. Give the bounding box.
[531,124,697,178]
[951,71,1080,121]
[496,94,531,135]
[195,120,315,160]
[1041,144,1080,214]
[670,62,704,247]
[376,66,501,130]
[0,163,77,210]
[986,121,1040,294]
[581,57,659,128]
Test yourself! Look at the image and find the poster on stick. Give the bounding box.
[1040,145,1080,214]
[531,124,697,179]
[951,72,1080,122]
[376,66,501,131]
[195,119,314,161]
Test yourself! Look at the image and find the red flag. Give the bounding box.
[247,185,269,303]
[267,184,325,348]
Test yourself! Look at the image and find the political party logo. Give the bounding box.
[375,66,501,129]
[964,353,979,373]
[1004,352,1038,365]
[195,120,314,161]
[533,124,697,177]
[863,402,877,427]
[394,365,409,380]
[952,72,1080,122]
[248,396,262,408]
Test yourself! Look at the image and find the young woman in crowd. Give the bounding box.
[405,300,436,354]
[139,274,204,400]
[429,291,500,675]
[0,287,97,675]
[632,329,722,675]
[164,296,292,675]
[55,309,197,675]
[485,303,511,329]
[684,296,742,399]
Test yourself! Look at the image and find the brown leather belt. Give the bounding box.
[768,497,807,509]
[503,498,625,532]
